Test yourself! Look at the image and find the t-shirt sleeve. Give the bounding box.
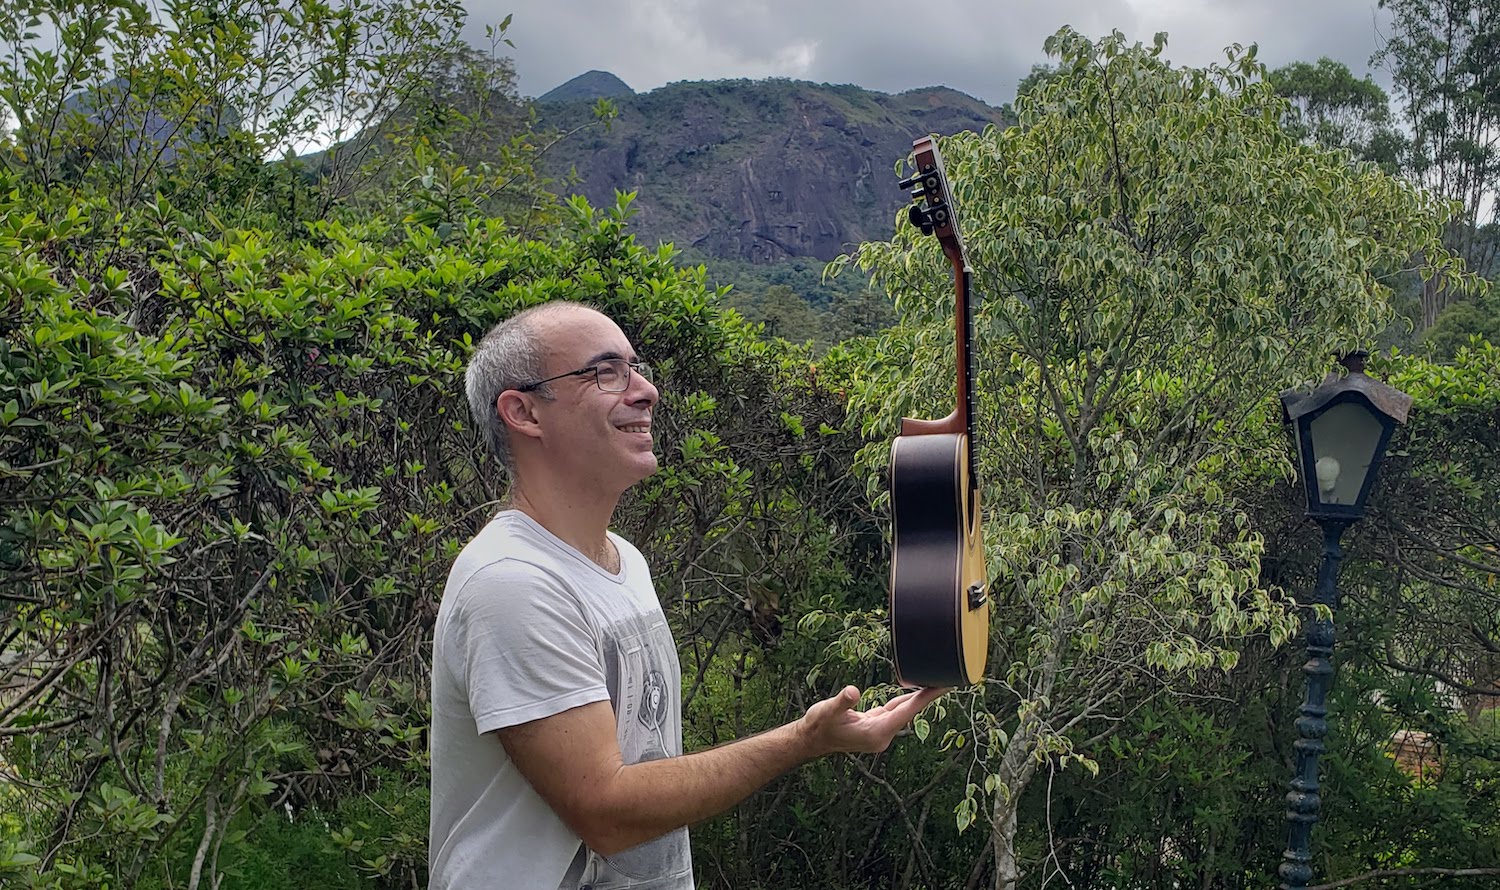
[443,560,610,735]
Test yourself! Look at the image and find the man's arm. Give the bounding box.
[496,684,944,856]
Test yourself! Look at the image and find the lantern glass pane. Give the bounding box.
[1307,401,1383,507]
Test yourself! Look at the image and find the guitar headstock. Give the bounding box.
[899,136,966,268]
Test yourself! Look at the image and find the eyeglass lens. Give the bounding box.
[597,360,651,392]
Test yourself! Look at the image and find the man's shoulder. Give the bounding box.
[444,514,575,602]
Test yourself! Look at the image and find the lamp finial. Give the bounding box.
[1338,351,1369,375]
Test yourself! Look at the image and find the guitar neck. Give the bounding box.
[898,133,979,464]
[953,260,977,483]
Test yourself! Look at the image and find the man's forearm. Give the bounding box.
[500,685,941,858]
[584,717,823,855]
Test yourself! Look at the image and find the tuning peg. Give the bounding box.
[907,204,934,235]
[898,166,938,191]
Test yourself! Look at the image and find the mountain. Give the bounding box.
[63,77,240,164]
[538,70,635,104]
[535,77,1009,264]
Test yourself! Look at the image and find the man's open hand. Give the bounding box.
[797,685,949,756]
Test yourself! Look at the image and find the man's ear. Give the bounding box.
[496,391,544,441]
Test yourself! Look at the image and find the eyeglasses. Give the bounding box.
[515,358,653,394]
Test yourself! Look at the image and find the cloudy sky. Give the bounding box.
[469,0,1397,105]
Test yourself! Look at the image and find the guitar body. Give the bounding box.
[889,433,989,687]
[888,135,990,689]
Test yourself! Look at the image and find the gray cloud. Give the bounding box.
[469,0,1394,105]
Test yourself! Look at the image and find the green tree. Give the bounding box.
[0,0,578,241]
[840,29,1475,889]
[888,344,1500,890]
[1374,0,1500,329]
[732,283,826,343]
[1364,344,1500,725]
[1421,294,1500,359]
[338,23,617,237]
[998,64,1060,120]
[1266,57,1404,170]
[0,0,466,207]
[825,287,897,344]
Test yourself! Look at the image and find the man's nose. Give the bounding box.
[629,370,659,405]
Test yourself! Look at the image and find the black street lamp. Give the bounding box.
[1276,351,1412,890]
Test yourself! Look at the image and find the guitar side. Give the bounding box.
[889,433,990,688]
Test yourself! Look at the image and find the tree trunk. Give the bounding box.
[1420,272,1450,331]
[187,793,218,890]
[991,724,1041,890]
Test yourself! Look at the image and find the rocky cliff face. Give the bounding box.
[536,77,1008,263]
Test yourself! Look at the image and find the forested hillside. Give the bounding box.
[2,2,1498,890]
[535,77,1007,264]
[530,76,1005,344]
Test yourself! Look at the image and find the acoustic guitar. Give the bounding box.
[888,135,989,688]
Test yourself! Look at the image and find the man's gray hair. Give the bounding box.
[465,301,594,474]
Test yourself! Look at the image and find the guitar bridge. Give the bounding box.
[967,581,988,611]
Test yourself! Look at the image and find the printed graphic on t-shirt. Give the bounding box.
[639,670,667,729]
[590,613,692,887]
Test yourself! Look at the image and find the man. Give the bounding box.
[430,301,943,889]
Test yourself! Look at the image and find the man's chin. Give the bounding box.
[614,449,658,485]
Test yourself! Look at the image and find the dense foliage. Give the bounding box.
[839,28,1487,889]
[1,7,1498,890]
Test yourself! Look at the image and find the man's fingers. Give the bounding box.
[912,686,949,709]
[813,685,860,720]
[880,686,948,716]
[878,694,922,717]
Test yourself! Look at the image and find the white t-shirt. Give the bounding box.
[429,511,694,889]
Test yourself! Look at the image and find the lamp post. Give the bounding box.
[1276,352,1412,890]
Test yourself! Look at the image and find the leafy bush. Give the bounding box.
[0,164,878,886]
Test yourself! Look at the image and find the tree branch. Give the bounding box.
[1381,643,1500,698]
[1307,867,1500,890]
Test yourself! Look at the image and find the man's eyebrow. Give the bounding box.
[584,350,636,365]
